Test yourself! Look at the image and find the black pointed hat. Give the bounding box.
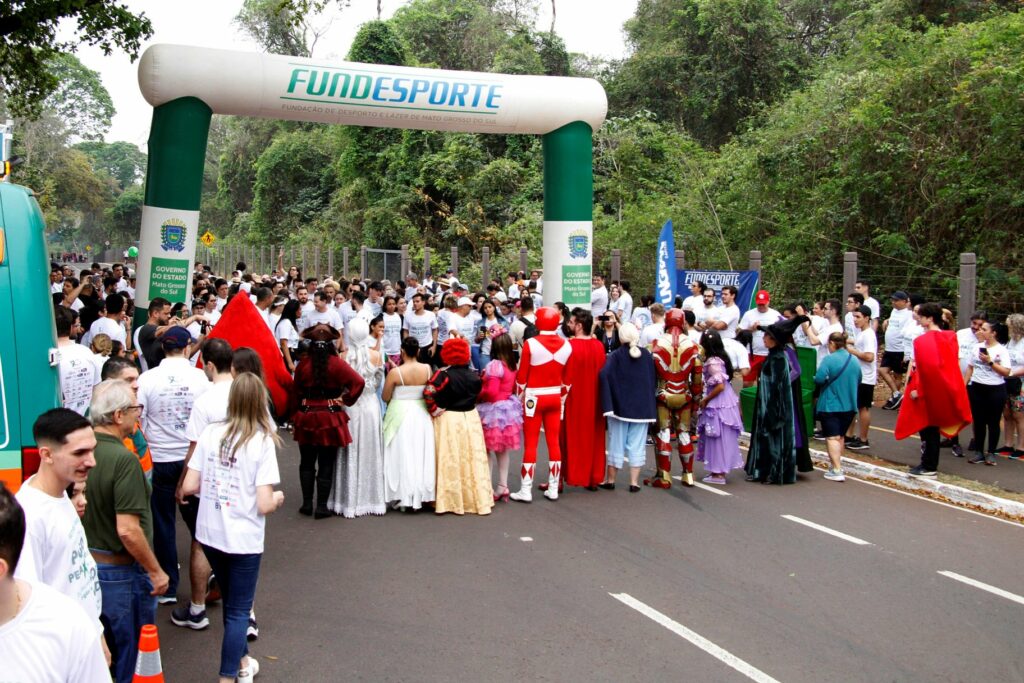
[760,315,809,345]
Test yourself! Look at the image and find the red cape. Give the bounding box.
[205,294,294,417]
[894,330,971,440]
[560,337,607,487]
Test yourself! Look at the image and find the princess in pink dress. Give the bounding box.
[476,329,523,501]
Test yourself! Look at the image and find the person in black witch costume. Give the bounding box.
[745,315,813,484]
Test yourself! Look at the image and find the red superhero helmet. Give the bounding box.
[665,308,685,332]
[535,306,561,332]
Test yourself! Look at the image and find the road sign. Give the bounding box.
[200,231,216,247]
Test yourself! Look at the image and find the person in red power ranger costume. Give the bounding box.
[647,308,704,488]
[510,306,572,503]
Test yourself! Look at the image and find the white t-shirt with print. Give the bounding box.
[301,307,342,334]
[884,307,913,353]
[188,423,281,555]
[968,343,1009,386]
[86,316,126,346]
[403,310,437,348]
[58,342,101,416]
[382,312,403,355]
[854,327,879,385]
[0,582,110,683]
[185,379,232,443]
[139,357,211,462]
[436,309,454,344]
[739,307,781,357]
[957,327,979,374]
[14,482,102,632]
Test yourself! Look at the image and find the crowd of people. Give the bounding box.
[4,257,1022,681]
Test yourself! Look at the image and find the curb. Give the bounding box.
[739,433,1024,521]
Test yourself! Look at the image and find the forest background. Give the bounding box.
[2,0,1022,315]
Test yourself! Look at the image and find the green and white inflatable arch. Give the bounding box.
[134,44,607,322]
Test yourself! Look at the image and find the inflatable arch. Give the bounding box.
[134,44,607,320]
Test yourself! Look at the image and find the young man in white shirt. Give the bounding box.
[506,272,521,301]
[738,289,781,386]
[681,280,706,319]
[137,326,211,605]
[302,291,344,344]
[15,410,105,651]
[845,306,878,450]
[640,303,667,349]
[880,291,913,410]
[704,285,741,340]
[401,292,438,364]
[84,292,128,348]
[617,281,635,322]
[843,292,865,338]
[803,299,845,369]
[0,486,111,683]
[590,274,609,316]
[54,308,101,416]
[854,280,881,331]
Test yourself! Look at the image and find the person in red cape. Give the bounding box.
[896,302,972,477]
[559,309,606,490]
[510,306,572,503]
[204,293,294,417]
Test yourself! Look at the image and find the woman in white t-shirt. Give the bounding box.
[963,321,1011,464]
[275,300,302,374]
[380,295,403,368]
[182,373,284,683]
[998,314,1024,458]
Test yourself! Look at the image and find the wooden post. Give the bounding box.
[675,249,685,272]
[958,252,977,330]
[314,246,320,280]
[301,247,308,280]
[343,247,350,277]
[400,245,410,283]
[423,246,431,278]
[843,251,858,297]
[519,246,528,274]
[610,248,622,283]
[327,249,334,278]
[748,250,763,277]
[360,246,367,281]
[450,246,459,277]
[481,246,490,287]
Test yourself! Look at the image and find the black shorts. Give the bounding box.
[857,383,875,410]
[179,495,200,540]
[819,411,856,438]
[881,351,905,372]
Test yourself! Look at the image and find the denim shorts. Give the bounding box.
[607,418,648,468]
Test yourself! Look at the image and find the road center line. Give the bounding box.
[937,571,1024,606]
[781,515,872,545]
[610,592,782,683]
[673,476,733,496]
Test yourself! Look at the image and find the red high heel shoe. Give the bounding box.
[493,486,510,502]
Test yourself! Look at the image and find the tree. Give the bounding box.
[0,0,151,117]
[74,141,146,189]
[391,0,507,71]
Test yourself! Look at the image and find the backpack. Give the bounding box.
[519,316,539,342]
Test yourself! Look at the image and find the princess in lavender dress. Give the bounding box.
[696,329,745,485]
[475,330,522,502]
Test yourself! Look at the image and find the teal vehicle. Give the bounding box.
[0,180,62,492]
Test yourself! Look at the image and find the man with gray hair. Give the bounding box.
[84,380,167,682]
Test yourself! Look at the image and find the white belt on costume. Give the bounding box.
[526,386,561,396]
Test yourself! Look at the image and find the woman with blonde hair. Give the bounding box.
[1000,314,1024,458]
[182,373,286,683]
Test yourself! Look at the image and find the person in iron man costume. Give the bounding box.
[510,306,572,502]
[646,308,704,488]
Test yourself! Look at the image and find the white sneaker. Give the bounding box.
[238,657,259,680]
[824,468,846,482]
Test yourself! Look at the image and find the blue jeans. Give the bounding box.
[471,344,483,371]
[202,545,262,678]
[150,460,183,597]
[97,562,156,683]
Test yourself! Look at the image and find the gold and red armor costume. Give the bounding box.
[648,310,703,487]
[511,307,572,502]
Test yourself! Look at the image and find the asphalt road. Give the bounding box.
[157,435,1024,683]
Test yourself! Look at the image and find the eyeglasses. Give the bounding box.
[126,404,144,412]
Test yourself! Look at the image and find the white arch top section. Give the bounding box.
[138,44,607,135]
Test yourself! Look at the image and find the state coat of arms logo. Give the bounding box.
[160,219,188,252]
[568,229,589,259]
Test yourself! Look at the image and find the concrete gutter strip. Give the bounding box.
[739,434,1024,522]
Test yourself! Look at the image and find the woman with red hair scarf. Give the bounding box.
[424,336,493,515]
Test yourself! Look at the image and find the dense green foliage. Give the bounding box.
[3,0,1021,315]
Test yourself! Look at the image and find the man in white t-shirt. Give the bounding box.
[401,292,438,364]
[137,326,211,605]
[617,281,635,323]
[845,306,878,450]
[703,285,741,340]
[84,293,128,348]
[640,303,667,349]
[738,289,781,386]
[880,291,913,410]
[302,292,344,349]
[693,287,717,331]
[681,280,706,319]
[843,292,865,338]
[957,312,986,375]
[15,409,105,646]
[54,308,101,416]
[803,299,845,368]
[591,274,609,316]
[506,272,521,301]
[855,280,881,332]
[0,487,110,683]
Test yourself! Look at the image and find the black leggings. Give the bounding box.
[299,444,337,479]
[968,383,1008,455]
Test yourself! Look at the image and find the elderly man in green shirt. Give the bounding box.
[84,379,169,683]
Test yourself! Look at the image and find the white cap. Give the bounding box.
[457,296,473,307]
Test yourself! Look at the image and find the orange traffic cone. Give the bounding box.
[132,624,164,682]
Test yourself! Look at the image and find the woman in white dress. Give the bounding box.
[381,337,436,510]
[327,319,387,517]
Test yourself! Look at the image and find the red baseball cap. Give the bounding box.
[755,290,770,305]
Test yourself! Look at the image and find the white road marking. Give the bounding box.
[672,476,734,496]
[781,514,872,546]
[847,476,1024,529]
[610,592,782,683]
[937,571,1024,606]
[519,536,533,542]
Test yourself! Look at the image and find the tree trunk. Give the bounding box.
[550,0,556,33]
